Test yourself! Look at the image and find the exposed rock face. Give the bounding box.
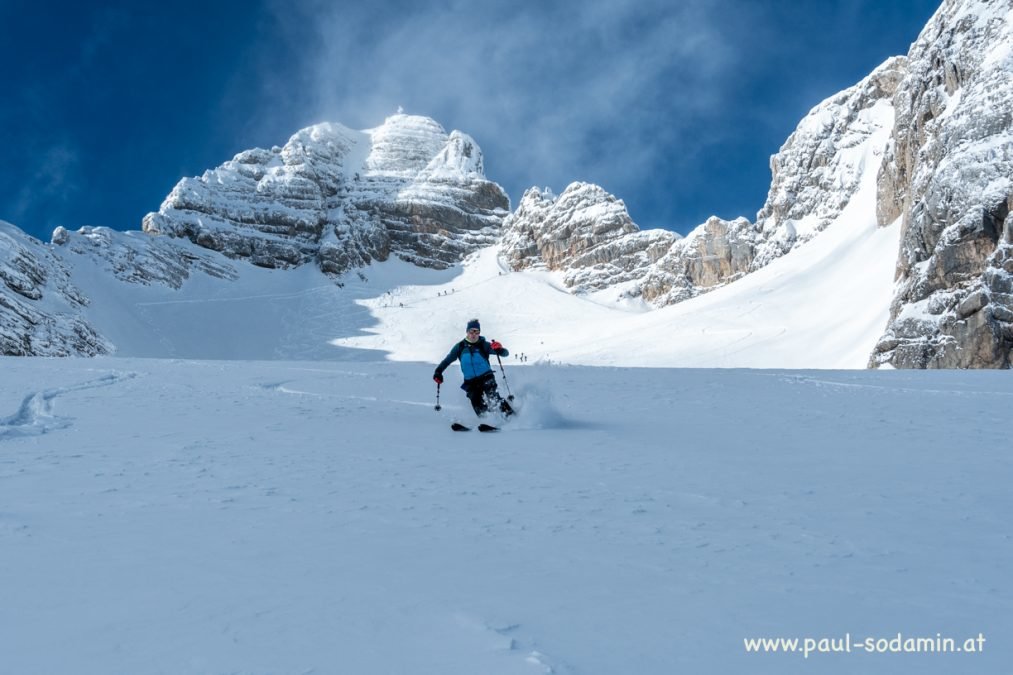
[500,59,901,307]
[0,223,110,356]
[143,115,509,274]
[639,216,761,305]
[755,57,906,266]
[871,0,1013,368]
[500,183,678,296]
[51,226,239,288]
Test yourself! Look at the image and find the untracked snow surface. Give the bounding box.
[2,357,1010,674]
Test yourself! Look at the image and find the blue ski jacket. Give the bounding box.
[435,337,509,383]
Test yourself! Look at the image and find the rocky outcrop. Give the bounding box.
[0,221,254,356]
[0,222,110,356]
[870,0,1013,368]
[51,226,239,288]
[500,183,678,296]
[636,216,761,305]
[142,115,509,275]
[754,57,906,266]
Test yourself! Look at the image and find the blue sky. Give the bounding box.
[2,0,941,241]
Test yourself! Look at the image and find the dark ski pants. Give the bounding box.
[463,372,513,417]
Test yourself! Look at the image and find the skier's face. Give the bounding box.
[466,328,480,342]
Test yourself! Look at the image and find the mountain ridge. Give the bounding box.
[1,0,1010,368]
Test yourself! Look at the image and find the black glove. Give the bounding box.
[433,373,444,384]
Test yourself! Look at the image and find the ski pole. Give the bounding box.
[495,353,515,401]
[435,382,442,411]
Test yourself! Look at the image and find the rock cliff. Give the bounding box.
[870,0,1013,368]
[0,222,109,356]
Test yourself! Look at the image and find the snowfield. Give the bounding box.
[2,356,1011,674]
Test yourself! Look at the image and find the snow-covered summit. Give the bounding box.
[362,114,450,177]
[142,113,509,274]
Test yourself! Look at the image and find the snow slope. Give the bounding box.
[57,238,461,362]
[52,191,897,369]
[1,357,1010,674]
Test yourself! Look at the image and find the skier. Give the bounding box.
[433,319,514,418]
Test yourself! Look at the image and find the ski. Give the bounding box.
[450,422,499,432]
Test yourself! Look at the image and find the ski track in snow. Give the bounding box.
[256,379,590,425]
[780,373,1013,397]
[257,381,440,408]
[452,615,566,674]
[132,284,340,306]
[0,371,138,440]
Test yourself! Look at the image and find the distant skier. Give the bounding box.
[433,319,514,418]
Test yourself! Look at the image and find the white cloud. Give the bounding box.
[264,0,743,217]
[11,143,81,230]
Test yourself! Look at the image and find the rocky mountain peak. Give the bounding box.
[499,182,681,299]
[142,113,509,275]
[501,182,639,270]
